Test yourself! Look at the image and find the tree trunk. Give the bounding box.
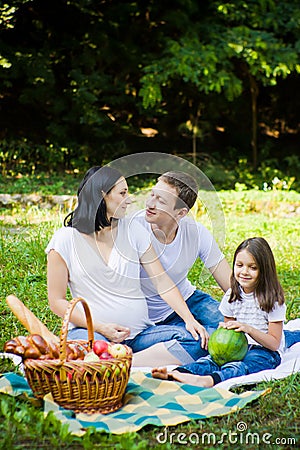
[249,73,259,169]
[192,105,201,166]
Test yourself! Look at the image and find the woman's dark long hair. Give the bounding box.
[64,166,122,234]
[229,237,285,312]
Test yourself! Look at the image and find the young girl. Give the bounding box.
[152,237,286,386]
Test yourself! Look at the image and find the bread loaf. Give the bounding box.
[6,295,59,344]
[4,334,85,361]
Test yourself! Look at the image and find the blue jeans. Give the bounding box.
[176,345,281,384]
[156,289,223,359]
[157,289,223,335]
[157,289,300,350]
[284,330,300,348]
[67,324,196,364]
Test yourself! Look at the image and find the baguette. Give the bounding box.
[6,295,59,344]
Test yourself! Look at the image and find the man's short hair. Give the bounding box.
[158,171,199,210]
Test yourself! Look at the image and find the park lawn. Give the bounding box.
[0,189,299,449]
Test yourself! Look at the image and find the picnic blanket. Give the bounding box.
[1,319,298,435]
[0,370,266,435]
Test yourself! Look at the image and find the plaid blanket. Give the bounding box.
[0,371,267,435]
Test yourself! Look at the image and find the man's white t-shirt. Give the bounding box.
[133,212,225,323]
[45,218,154,338]
[219,288,286,354]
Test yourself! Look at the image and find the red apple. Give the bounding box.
[92,340,108,356]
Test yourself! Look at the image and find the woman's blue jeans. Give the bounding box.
[67,324,198,364]
[176,345,281,384]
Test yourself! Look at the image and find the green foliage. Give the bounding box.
[178,153,300,192]
[0,139,84,175]
[0,0,299,170]
[137,0,300,168]
[139,0,300,105]
[139,35,243,105]
[0,0,142,161]
[0,151,299,195]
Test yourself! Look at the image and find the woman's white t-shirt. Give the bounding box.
[45,219,154,338]
[219,288,286,354]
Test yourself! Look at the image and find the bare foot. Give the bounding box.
[151,368,214,387]
[151,367,170,380]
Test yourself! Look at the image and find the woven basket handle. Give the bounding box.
[59,297,94,362]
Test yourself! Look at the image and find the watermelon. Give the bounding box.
[208,327,248,366]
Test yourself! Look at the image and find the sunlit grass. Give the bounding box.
[0,190,299,449]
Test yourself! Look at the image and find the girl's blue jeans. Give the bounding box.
[158,289,300,350]
[176,345,281,384]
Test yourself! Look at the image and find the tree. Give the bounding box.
[0,0,153,166]
[139,0,300,168]
[0,0,299,172]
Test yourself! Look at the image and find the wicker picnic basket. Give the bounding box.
[23,297,132,414]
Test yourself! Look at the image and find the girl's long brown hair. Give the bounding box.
[229,237,285,312]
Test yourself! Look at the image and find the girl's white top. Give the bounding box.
[219,288,286,355]
[45,218,154,338]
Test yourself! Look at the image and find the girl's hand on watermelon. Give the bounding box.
[224,320,250,334]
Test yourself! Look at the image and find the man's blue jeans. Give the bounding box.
[156,289,222,359]
[176,345,281,384]
[68,324,196,364]
[158,289,223,334]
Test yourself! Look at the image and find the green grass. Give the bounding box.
[0,189,299,449]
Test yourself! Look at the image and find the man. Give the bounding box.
[134,171,299,357]
[133,171,231,359]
